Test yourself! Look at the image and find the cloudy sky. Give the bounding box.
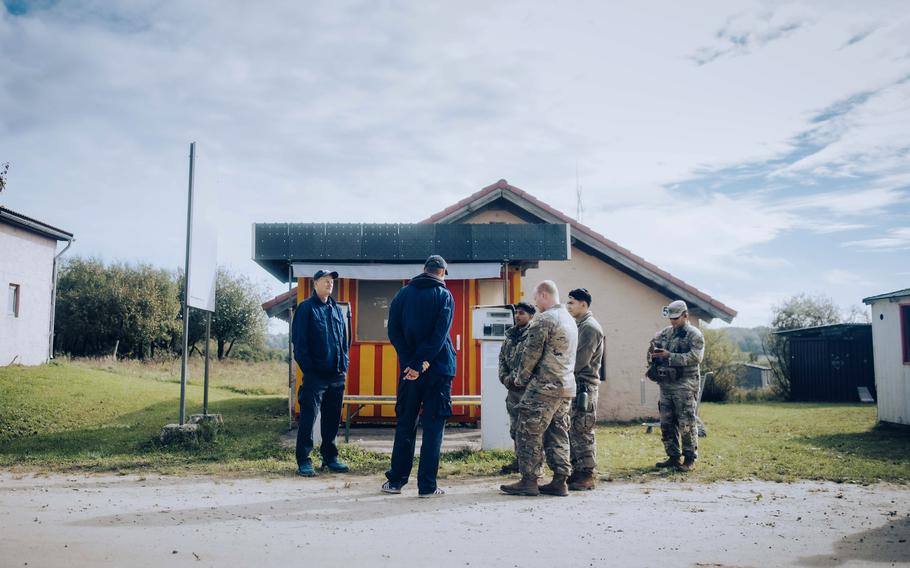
[1,0,908,328]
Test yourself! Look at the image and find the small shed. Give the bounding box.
[863,289,910,425]
[254,221,570,423]
[775,324,875,402]
[735,363,772,390]
[0,206,74,365]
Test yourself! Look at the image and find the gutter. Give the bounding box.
[48,237,74,360]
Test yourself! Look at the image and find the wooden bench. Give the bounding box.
[342,395,481,442]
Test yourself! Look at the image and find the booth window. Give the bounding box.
[7,284,19,317]
[357,280,402,342]
[902,305,910,364]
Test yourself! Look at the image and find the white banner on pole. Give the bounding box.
[187,148,218,312]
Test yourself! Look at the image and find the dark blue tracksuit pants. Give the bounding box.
[296,373,345,466]
[385,373,454,494]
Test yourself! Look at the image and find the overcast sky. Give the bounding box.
[2,0,908,329]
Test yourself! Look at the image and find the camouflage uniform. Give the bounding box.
[570,311,604,475]
[498,323,530,442]
[513,304,578,479]
[651,322,704,460]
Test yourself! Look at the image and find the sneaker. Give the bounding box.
[418,488,445,498]
[296,462,316,477]
[381,481,403,494]
[322,459,350,473]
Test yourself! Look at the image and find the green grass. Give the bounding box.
[1,361,908,483]
[598,403,910,483]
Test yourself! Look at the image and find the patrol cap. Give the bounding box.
[568,287,593,306]
[513,302,536,315]
[424,254,448,275]
[662,300,688,319]
[313,269,339,281]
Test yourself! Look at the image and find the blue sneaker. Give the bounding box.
[296,462,316,477]
[322,459,350,473]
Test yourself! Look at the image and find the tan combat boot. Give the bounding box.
[567,471,596,491]
[676,456,696,472]
[538,474,569,497]
[500,475,540,496]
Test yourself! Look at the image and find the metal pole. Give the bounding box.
[179,142,196,425]
[203,310,211,415]
[288,264,294,428]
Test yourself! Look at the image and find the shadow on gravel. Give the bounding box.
[798,515,910,566]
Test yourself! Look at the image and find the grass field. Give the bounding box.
[1,360,908,483]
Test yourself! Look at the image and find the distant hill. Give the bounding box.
[266,333,289,350]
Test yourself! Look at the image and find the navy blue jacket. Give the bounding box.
[387,273,457,378]
[292,292,349,378]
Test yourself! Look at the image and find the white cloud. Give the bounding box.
[843,227,910,251]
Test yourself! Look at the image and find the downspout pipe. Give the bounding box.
[48,237,74,361]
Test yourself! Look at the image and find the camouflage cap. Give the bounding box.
[662,300,688,319]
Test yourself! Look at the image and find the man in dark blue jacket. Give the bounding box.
[293,269,350,477]
[381,255,457,497]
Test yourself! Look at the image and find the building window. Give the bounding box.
[7,284,19,317]
[902,305,910,364]
[356,280,402,342]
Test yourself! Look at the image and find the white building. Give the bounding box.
[0,206,74,365]
[863,288,910,426]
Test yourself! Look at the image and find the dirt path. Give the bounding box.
[1,472,908,567]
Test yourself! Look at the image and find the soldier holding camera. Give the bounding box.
[647,300,704,472]
[565,288,604,491]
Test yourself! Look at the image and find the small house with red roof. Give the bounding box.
[258,180,736,421]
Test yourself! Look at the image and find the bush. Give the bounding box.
[700,328,746,402]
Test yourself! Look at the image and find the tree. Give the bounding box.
[55,258,180,358]
[209,268,267,359]
[701,328,746,402]
[0,162,8,193]
[762,293,842,399]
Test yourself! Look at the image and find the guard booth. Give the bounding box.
[253,222,570,425]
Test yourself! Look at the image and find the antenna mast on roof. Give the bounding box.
[575,160,584,223]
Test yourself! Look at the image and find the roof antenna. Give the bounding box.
[575,160,584,223]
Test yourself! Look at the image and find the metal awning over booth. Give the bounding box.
[291,262,503,280]
[252,222,571,282]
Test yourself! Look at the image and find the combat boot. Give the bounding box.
[655,456,681,469]
[500,459,520,474]
[500,475,540,496]
[567,471,596,491]
[538,474,569,497]
[677,456,696,472]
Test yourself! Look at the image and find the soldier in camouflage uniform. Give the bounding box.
[501,281,578,497]
[649,300,704,472]
[565,288,604,490]
[498,302,536,475]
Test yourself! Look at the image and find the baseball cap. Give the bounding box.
[313,269,339,281]
[424,254,448,275]
[662,300,688,319]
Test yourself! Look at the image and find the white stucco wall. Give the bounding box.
[464,207,696,421]
[0,223,57,365]
[868,298,910,425]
